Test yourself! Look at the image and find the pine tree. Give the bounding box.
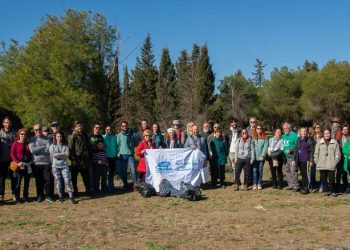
[107,52,121,127]
[195,44,215,122]
[252,59,267,88]
[155,48,176,129]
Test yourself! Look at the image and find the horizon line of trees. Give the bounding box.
[1,10,350,131]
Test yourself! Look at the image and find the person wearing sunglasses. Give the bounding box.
[116,121,138,190]
[246,117,257,138]
[233,129,255,191]
[29,124,53,202]
[10,129,32,203]
[136,130,156,182]
[252,125,268,190]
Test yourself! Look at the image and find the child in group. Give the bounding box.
[49,131,77,204]
[92,140,108,193]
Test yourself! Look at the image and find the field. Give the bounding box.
[1,167,350,250]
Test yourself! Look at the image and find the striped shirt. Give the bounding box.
[92,150,108,166]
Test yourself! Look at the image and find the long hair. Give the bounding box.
[53,131,68,145]
[152,123,162,134]
[16,128,28,141]
[252,125,267,140]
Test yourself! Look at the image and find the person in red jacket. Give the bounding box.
[136,130,155,182]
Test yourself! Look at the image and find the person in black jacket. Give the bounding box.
[292,127,315,195]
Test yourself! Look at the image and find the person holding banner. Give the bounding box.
[136,130,155,182]
[184,125,207,158]
[233,129,255,191]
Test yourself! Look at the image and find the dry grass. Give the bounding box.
[1,165,350,250]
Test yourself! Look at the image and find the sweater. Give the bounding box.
[116,129,138,155]
[0,129,16,162]
[10,141,32,164]
[282,131,298,159]
[314,138,341,171]
[29,136,51,165]
[235,138,255,161]
[151,133,166,149]
[253,138,268,160]
[103,134,118,158]
[49,144,69,169]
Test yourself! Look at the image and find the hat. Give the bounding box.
[331,117,340,123]
[42,126,49,132]
[167,128,176,133]
[51,121,59,127]
[172,120,180,125]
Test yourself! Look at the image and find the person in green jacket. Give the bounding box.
[282,122,299,191]
[209,130,227,188]
[103,125,119,192]
[252,125,268,190]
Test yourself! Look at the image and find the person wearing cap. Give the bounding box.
[331,117,342,141]
[172,120,185,146]
[136,129,156,182]
[42,126,49,137]
[165,128,181,148]
[137,119,150,143]
[29,124,53,202]
[48,121,60,143]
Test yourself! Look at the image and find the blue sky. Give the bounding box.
[1,0,350,87]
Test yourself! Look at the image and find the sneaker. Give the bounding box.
[243,185,248,191]
[36,196,44,203]
[233,185,239,191]
[330,192,337,197]
[253,185,257,190]
[46,197,54,203]
[319,188,324,193]
[70,198,78,204]
[323,192,330,196]
[258,185,262,190]
[221,185,226,189]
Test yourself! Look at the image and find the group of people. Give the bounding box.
[0,115,348,205]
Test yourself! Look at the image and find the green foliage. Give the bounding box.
[251,58,267,88]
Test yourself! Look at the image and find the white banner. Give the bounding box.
[145,148,206,192]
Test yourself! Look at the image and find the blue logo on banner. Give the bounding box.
[156,161,172,173]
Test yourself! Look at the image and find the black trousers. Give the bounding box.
[235,158,251,185]
[212,164,226,185]
[93,164,107,192]
[268,157,284,187]
[107,157,116,190]
[0,161,10,195]
[71,164,89,194]
[320,170,335,193]
[33,164,54,198]
[336,159,348,190]
[14,168,31,199]
[298,161,309,190]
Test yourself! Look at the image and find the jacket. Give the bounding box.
[253,138,268,160]
[165,139,181,149]
[151,133,166,149]
[49,144,69,169]
[184,135,208,159]
[136,139,155,173]
[314,138,341,171]
[282,131,298,159]
[116,129,138,155]
[225,127,241,155]
[210,137,228,166]
[0,129,16,162]
[103,134,118,158]
[29,136,51,165]
[68,131,90,166]
[235,138,255,161]
[293,136,315,162]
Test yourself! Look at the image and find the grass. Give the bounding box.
[145,241,168,250]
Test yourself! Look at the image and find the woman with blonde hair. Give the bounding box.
[136,130,156,182]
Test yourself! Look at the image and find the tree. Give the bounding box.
[155,48,176,129]
[251,58,267,88]
[195,44,215,122]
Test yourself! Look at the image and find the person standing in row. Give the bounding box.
[184,125,208,157]
[29,124,53,202]
[92,140,108,193]
[209,130,227,188]
[49,131,77,204]
[68,121,90,195]
[10,129,32,203]
[268,128,284,189]
[314,128,341,197]
[252,125,268,190]
[151,123,166,149]
[208,123,220,184]
[172,120,185,146]
[165,128,181,148]
[90,123,104,193]
[0,117,16,202]
[293,127,314,195]
[234,129,254,191]
[311,122,322,191]
[336,124,350,193]
[103,125,118,193]
[225,116,241,175]
[117,121,138,190]
[137,119,149,143]
[282,122,298,191]
[136,130,156,182]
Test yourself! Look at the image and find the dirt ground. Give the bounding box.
[1,167,350,250]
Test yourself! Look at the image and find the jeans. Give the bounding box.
[52,167,73,198]
[14,167,31,200]
[320,170,335,193]
[33,164,54,198]
[235,158,251,186]
[253,160,264,185]
[107,157,117,192]
[285,157,299,189]
[119,155,137,186]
